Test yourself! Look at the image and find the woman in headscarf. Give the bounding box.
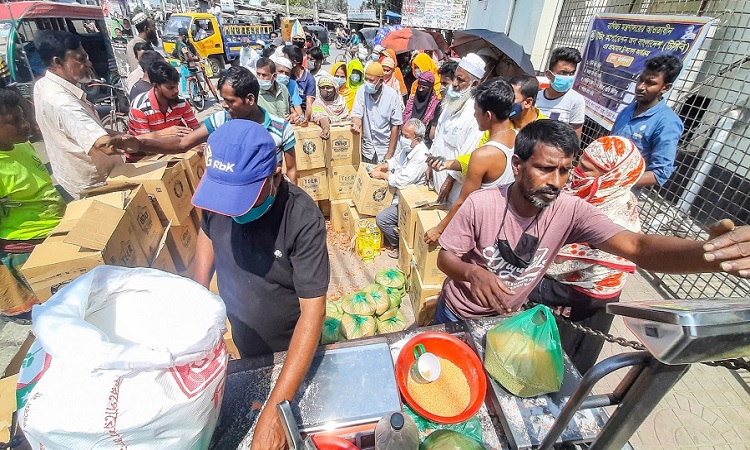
[379,48,407,98]
[410,53,441,99]
[403,71,439,125]
[343,59,365,112]
[312,74,349,139]
[527,136,645,374]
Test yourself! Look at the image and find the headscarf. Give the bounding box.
[331,61,349,100]
[403,72,439,125]
[546,136,645,298]
[379,49,407,96]
[410,53,441,99]
[344,59,364,112]
[312,74,349,124]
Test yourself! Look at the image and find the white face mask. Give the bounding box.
[399,136,414,152]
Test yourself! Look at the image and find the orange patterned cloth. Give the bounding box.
[546,136,645,298]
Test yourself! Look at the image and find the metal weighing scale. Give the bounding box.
[536,298,750,450]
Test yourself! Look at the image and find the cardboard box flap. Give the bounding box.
[81,182,141,198]
[52,192,126,235]
[63,201,126,251]
[24,235,101,268]
[108,161,169,182]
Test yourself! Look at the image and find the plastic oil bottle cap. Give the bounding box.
[389,412,404,431]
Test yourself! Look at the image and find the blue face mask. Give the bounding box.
[258,79,273,91]
[335,76,346,87]
[350,73,361,84]
[276,74,290,86]
[550,74,575,93]
[509,101,523,118]
[233,194,275,224]
[364,81,378,94]
[446,85,466,100]
[414,68,422,78]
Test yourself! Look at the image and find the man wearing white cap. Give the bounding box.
[426,53,485,231]
[239,37,260,73]
[271,54,306,125]
[126,13,157,72]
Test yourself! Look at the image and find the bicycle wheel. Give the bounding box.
[335,53,347,64]
[189,79,205,111]
[102,113,129,133]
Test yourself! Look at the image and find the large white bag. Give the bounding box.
[19,266,228,450]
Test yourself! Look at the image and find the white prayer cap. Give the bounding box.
[272,55,293,70]
[458,53,486,79]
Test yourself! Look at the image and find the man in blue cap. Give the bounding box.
[192,120,329,449]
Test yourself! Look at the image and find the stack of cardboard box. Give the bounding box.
[396,185,447,326]
[21,153,205,302]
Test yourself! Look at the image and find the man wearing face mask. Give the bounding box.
[370,118,429,258]
[193,120,328,450]
[536,47,586,138]
[350,62,404,164]
[33,30,136,199]
[257,57,301,122]
[428,53,484,208]
[239,37,260,73]
[311,74,349,139]
[271,55,306,125]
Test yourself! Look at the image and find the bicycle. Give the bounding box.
[87,79,129,133]
[184,59,220,112]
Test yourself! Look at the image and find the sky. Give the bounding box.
[348,0,364,8]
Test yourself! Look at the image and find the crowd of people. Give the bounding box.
[3,16,750,449]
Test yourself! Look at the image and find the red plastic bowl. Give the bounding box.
[395,331,487,424]
[311,435,360,450]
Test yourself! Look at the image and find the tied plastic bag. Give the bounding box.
[483,305,564,397]
[420,429,487,450]
[19,266,228,450]
[403,404,482,443]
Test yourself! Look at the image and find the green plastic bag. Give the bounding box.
[483,305,564,397]
[420,429,487,450]
[403,404,482,444]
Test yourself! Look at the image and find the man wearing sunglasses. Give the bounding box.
[434,119,750,323]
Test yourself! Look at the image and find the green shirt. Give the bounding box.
[258,82,291,118]
[0,142,65,241]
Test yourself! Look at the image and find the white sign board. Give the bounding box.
[402,0,469,30]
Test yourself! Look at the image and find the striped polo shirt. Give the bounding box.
[128,88,200,135]
[204,107,295,165]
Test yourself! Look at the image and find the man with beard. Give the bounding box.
[428,53,485,208]
[126,13,158,73]
[434,119,750,323]
[351,62,403,164]
[128,60,200,138]
[33,30,135,199]
[115,66,298,183]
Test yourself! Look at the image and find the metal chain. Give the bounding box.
[536,303,750,372]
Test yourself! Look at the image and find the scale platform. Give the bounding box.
[607,298,750,364]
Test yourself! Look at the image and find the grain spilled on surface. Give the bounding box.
[406,357,470,417]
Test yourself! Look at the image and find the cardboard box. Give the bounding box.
[409,266,442,327]
[330,199,352,234]
[108,162,193,226]
[79,185,165,261]
[157,150,205,193]
[164,215,198,270]
[327,165,358,200]
[326,123,361,167]
[398,236,414,280]
[397,185,440,248]
[414,210,448,285]
[150,223,178,275]
[0,333,33,441]
[293,124,326,170]
[347,203,376,242]
[351,164,395,217]
[297,168,329,201]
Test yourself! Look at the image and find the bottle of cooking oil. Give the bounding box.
[357,220,375,262]
[368,223,382,257]
[374,411,419,450]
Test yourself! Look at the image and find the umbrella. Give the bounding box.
[359,27,380,47]
[424,30,449,55]
[451,29,535,76]
[373,24,404,46]
[381,28,439,53]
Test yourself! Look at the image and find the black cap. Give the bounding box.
[389,412,404,431]
[178,27,188,36]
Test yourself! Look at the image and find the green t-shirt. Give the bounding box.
[0,142,65,240]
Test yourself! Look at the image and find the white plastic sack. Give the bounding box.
[20,266,228,450]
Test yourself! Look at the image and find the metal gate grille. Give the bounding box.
[548,0,750,300]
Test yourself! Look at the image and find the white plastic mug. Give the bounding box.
[410,344,441,383]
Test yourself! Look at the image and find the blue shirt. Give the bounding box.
[286,79,303,107]
[294,69,317,112]
[611,101,684,186]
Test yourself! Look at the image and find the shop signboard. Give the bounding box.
[401,0,469,30]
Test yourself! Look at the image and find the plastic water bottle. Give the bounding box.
[374,411,419,450]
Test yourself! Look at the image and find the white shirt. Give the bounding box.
[536,88,586,125]
[351,84,404,161]
[34,71,123,199]
[430,97,483,207]
[239,46,259,73]
[126,66,144,92]
[386,141,428,204]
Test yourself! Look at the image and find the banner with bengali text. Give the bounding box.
[574,13,711,130]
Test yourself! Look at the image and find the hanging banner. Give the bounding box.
[401,0,469,30]
[574,13,711,130]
